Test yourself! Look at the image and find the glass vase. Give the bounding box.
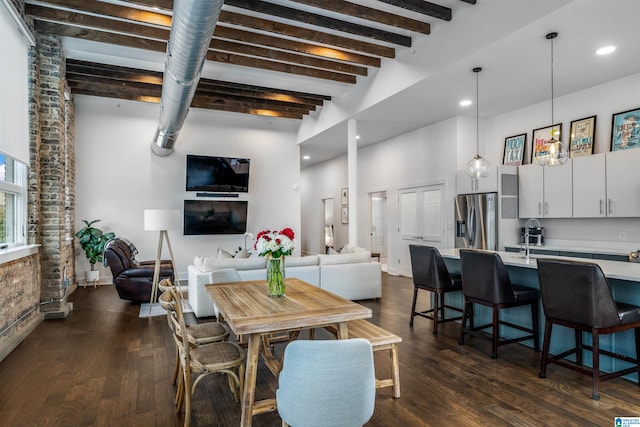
[266,256,286,297]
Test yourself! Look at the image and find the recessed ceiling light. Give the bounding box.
[460,99,472,107]
[356,135,361,140]
[596,46,616,55]
[303,155,310,160]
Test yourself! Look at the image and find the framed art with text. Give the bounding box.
[611,107,640,151]
[502,133,527,166]
[341,188,348,206]
[569,115,596,158]
[532,123,562,164]
[341,206,349,224]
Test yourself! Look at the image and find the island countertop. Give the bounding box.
[439,248,640,282]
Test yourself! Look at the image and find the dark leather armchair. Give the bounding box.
[103,238,174,302]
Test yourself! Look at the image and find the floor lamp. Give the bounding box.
[144,209,181,307]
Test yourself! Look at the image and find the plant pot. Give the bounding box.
[85,270,100,286]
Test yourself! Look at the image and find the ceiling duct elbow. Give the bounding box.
[151,0,223,157]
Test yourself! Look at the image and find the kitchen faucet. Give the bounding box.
[523,218,541,262]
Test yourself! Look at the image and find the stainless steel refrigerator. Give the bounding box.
[454,192,497,250]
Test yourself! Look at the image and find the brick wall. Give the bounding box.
[1,0,77,362]
[31,32,76,314]
[0,255,41,361]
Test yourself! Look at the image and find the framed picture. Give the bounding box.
[502,133,527,166]
[341,206,349,224]
[341,188,348,206]
[532,123,562,164]
[611,107,640,151]
[569,115,596,158]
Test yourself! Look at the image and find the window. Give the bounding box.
[0,152,27,246]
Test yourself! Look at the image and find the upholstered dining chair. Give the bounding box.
[158,279,231,386]
[409,244,463,335]
[459,249,540,359]
[276,338,376,427]
[537,258,640,400]
[167,288,245,427]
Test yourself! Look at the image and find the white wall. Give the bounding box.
[486,72,640,247]
[301,72,640,277]
[301,117,459,275]
[74,96,301,282]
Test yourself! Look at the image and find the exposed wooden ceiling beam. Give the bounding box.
[376,0,452,21]
[65,59,328,115]
[224,0,412,47]
[288,0,430,34]
[218,10,393,59]
[33,19,358,83]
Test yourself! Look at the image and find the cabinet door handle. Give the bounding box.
[608,198,613,214]
[538,202,542,215]
[600,199,604,215]
[544,202,549,215]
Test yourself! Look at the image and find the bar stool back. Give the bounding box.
[409,245,462,335]
[537,258,640,400]
[459,249,540,358]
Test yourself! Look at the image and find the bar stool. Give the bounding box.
[409,245,463,335]
[537,258,640,400]
[459,249,540,359]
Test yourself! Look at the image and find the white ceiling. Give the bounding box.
[59,0,640,168]
[296,0,640,167]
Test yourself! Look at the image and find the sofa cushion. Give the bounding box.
[317,251,371,265]
[194,256,266,272]
[285,255,319,267]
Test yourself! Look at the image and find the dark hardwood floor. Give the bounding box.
[1,273,639,426]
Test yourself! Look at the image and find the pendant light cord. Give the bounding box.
[550,35,554,124]
[473,67,482,157]
[476,69,480,156]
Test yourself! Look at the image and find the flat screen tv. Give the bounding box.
[184,200,248,235]
[186,154,250,193]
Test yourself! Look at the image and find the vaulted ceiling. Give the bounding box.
[25,0,475,119]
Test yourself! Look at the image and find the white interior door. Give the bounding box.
[398,184,445,276]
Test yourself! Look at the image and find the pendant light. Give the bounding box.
[536,32,568,167]
[466,67,490,187]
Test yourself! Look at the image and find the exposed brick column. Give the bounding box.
[30,32,75,318]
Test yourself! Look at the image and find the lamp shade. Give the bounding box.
[144,209,181,231]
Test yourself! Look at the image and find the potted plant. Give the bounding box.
[75,219,115,284]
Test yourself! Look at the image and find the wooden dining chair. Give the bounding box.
[167,288,245,427]
[158,279,231,386]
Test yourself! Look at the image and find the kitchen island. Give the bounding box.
[438,248,640,380]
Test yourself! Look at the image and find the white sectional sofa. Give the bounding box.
[188,249,381,318]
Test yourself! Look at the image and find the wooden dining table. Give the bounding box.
[205,277,372,427]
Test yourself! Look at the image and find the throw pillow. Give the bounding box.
[217,247,234,259]
[235,248,249,259]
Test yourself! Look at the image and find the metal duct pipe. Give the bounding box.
[151,0,223,156]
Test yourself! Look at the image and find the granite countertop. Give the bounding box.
[439,248,640,282]
[503,244,636,257]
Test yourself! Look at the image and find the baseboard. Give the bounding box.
[0,312,43,362]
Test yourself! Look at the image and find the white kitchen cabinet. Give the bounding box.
[606,149,640,217]
[518,161,572,218]
[573,153,606,217]
[518,164,543,217]
[456,167,498,195]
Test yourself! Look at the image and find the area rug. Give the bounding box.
[139,300,193,318]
